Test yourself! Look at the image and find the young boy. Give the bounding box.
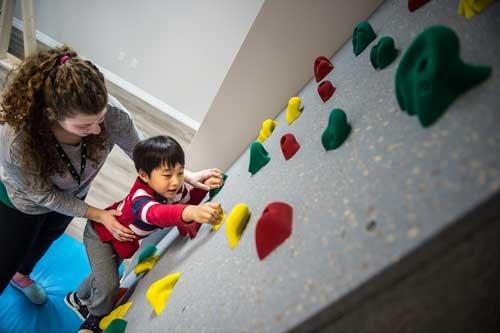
[65,135,223,333]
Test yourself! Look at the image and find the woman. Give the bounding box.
[0,46,222,304]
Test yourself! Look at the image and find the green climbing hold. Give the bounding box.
[353,21,377,56]
[103,319,127,333]
[138,244,157,264]
[321,109,351,151]
[209,174,228,200]
[248,141,270,175]
[395,25,492,127]
[0,181,15,209]
[370,36,398,70]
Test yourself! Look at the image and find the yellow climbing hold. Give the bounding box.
[146,272,181,316]
[286,97,303,125]
[99,302,133,330]
[211,212,225,232]
[225,203,251,249]
[458,0,492,18]
[134,255,160,275]
[257,119,278,143]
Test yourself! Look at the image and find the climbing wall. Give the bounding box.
[124,1,500,332]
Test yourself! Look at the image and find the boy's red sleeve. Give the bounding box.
[138,197,202,237]
[143,202,189,228]
[133,195,189,229]
[133,185,208,237]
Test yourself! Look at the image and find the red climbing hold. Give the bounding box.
[318,80,336,102]
[114,287,128,306]
[314,56,334,82]
[178,222,202,239]
[255,202,293,260]
[280,133,300,160]
[408,0,430,12]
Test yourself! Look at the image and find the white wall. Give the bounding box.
[187,0,383,171]
[15,0,264,128]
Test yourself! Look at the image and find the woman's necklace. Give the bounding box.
[52,134,87,185]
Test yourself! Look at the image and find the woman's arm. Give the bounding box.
[2,168,136,241]
[108,103,143,159]
[1,162,90,217]
[84,205,135,242]
[2,137,135,241]
[184,168,223,191]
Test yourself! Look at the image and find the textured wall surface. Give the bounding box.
[125,1,500,332]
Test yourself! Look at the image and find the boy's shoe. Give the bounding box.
[65,292,90,320]
[10,275,46,305]
[79,314,103,333]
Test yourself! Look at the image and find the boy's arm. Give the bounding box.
[133,196,192,229]
[135,196,203,239]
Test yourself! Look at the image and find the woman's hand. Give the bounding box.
[85,206,136,242]
[184,168,223,191]
[204,176,224,189]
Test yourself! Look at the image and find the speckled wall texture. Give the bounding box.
[124,1,500,332]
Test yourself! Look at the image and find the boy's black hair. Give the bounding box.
[133,135,185,175]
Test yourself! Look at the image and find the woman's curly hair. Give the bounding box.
[0,46,109,181]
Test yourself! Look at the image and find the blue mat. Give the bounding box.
[0,234,91,333]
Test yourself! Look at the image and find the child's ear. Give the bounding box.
[138,169,150,183]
